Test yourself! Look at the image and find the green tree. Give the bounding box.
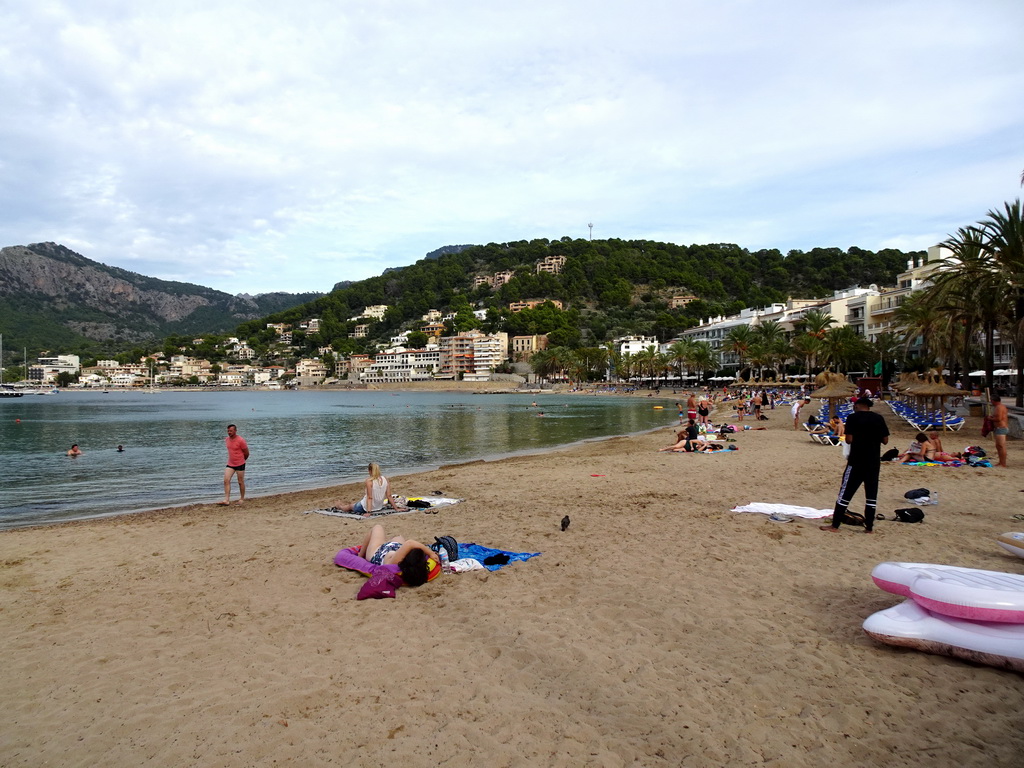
[406,330,429,349]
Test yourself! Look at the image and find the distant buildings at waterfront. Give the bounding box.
[21,244,1017,389]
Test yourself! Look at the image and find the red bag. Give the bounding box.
[981,416,994,438]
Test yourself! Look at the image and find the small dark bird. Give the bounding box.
[560,515,570,531]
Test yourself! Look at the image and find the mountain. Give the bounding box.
[0,243,322,354]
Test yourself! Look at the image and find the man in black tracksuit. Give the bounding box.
[821,396,890,534]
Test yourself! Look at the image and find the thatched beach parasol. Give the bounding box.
[808,373,857,419]
[904,378,963,430]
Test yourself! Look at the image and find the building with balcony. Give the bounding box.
[360,349,443,384]
[535,254,567,274]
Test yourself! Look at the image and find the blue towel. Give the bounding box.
[458,543,541,571]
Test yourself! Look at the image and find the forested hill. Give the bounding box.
[238,238,920,351]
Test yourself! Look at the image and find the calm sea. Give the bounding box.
[0,389,673,529]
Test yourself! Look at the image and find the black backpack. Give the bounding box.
[881,448,900,462]
[893,508,925,523]
[903,488,930,500]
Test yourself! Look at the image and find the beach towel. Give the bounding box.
[456,543,541,571]
[731,502,832,519]
[333,546,405,599]
[305,496,464,519]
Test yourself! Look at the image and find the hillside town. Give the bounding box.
[17,245,1017,390]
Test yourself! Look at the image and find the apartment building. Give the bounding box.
[361,349,442,384]
[465,332,509,382]
[535,254,567,274]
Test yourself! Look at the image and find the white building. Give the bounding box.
[361,349,442,383]
[464,332,509,382]
[617,336,659,356]
[29,354,81,383]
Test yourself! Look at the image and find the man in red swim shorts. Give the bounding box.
[221,424,250,505]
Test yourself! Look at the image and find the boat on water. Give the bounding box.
[0,388,24,398]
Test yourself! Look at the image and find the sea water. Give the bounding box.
[0,389,673,529]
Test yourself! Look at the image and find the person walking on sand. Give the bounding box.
[220,424,249,506]
[821,397,889,534]
[991,395,1010,468]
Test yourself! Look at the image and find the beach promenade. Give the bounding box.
[1,402,1021,767]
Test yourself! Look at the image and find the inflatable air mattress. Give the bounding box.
[871,562,1024,623]
[863,599,1024,673]
[997,532,1024,559]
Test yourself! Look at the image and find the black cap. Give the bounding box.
[855,396,873,407]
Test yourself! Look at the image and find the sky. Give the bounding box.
[1,1,1022,296]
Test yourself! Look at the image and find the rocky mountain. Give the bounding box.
[0,242,321,353]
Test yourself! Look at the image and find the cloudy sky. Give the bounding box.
[1,1,1022,295]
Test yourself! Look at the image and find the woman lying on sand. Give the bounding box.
[358,524,440,586]
[658,420,704,453]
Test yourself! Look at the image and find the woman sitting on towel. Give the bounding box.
[927,435,963,462]
[358,524,439,586]
[897,433,935,464]
[335,462,408,517]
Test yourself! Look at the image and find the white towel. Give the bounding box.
[731,502,832,519]
[449,558,485,572]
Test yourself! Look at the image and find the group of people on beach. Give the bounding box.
[217,424,439,586]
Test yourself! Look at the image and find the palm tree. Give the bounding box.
[723,325,754,378]
[977,199,1024,406]
[820,326,870,373]
[530,349,558,384]
[791,333,821,377]
[615,351,635,383]
[871,331,902,388]
[689,341,716,383]
[795,309,835,341]
[667,339,695,384]
[892,292,943,368]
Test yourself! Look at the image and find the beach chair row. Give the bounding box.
[885,401,964,431]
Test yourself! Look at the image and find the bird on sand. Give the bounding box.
[560,515,570,531]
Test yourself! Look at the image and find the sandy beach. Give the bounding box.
[2,399,1022,767]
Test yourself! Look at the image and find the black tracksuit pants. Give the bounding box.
[832,461,880,531]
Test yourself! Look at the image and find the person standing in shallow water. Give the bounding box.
[220,424,249,506]
[821,397,889,534]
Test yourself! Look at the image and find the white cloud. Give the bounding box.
[1,0,1022,294]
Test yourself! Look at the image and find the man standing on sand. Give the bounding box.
[991,395,1009,468]
[220,424,249,506]
[821,397,889,534]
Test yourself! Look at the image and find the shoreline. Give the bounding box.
[3,405,1021,766]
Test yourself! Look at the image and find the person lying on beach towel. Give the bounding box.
[356,524,441,587]
[695,442,738,453]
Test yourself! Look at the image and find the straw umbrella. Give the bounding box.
[808,374,857,420]
[903,378,963,431]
